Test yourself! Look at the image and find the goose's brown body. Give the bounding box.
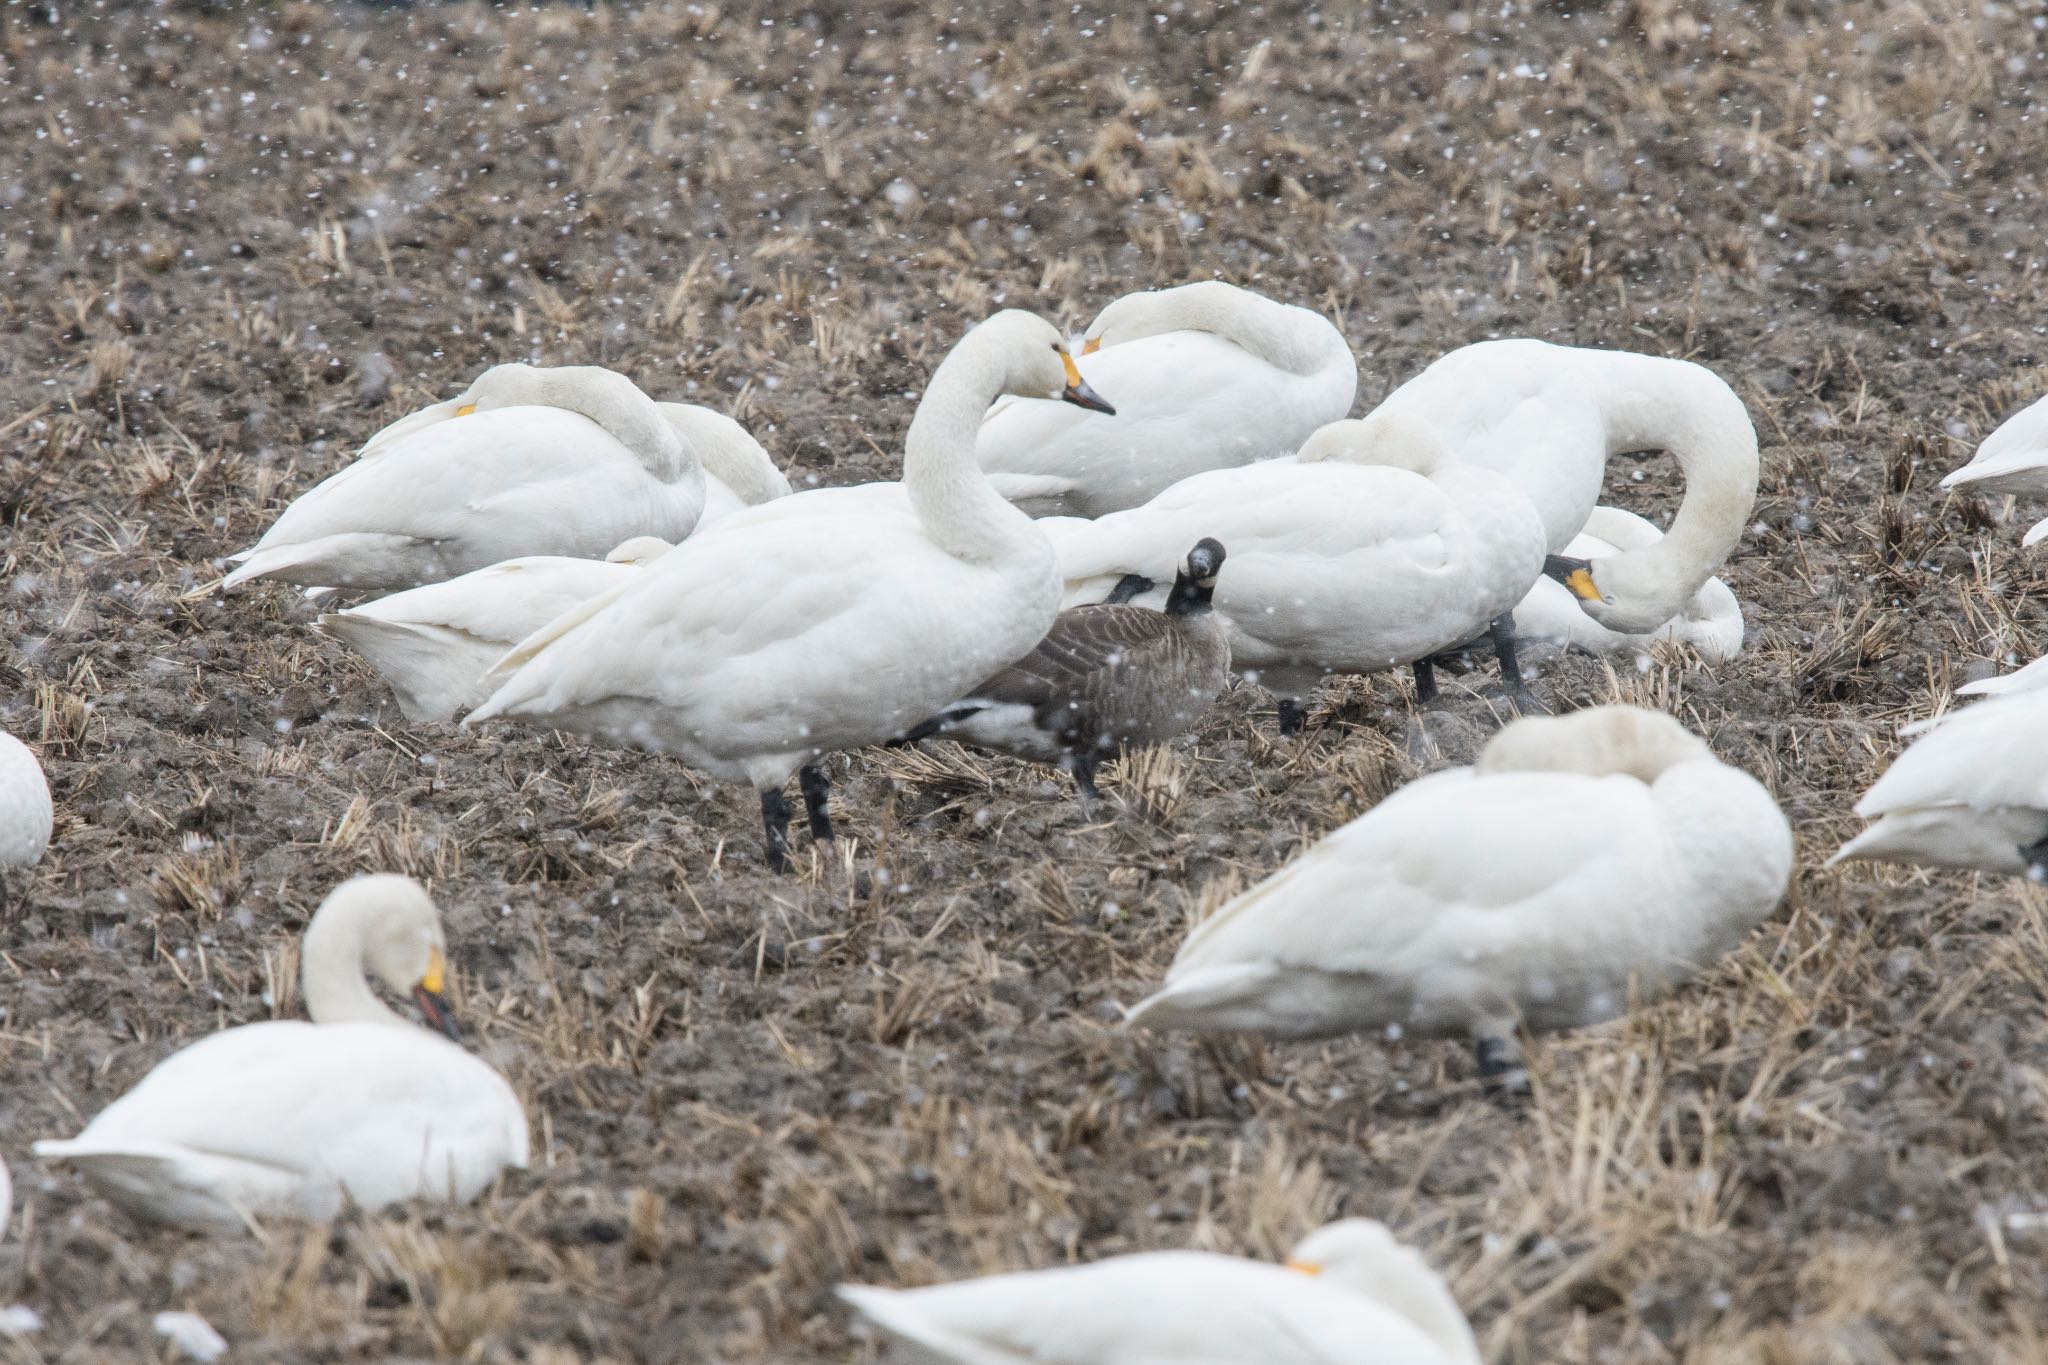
[902,539,1229,796]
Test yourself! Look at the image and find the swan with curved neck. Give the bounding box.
[977,280,1356,517]
[1512,506,1745,664]
[1369,340,1760,634]
[224,362,774,591]
[1128,705,1793,1082]
[467,311,1113,871]
[33,875,527,1228]
[1082,279,1355,377]
[839,1217,1479,1364]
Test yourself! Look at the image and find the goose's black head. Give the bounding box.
[1166,537,1227,617]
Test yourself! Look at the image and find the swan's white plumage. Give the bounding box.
[34,875,527,1228]
[838,1219,1479,1365]
[976,282,1356,517]
[0,732,52,874]
[1366,340,1760,633]
[317,537,670,722]
[1938,394,2048,545]
[1128,706,1791,1040]
[1831,690,2048,874]
[1957,652,2048,700]
[1045,413,1547,703]
[225,364,781,591]
[465,312,1081,799]
[1513,507,1744,663]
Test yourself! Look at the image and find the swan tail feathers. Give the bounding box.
[1122,963,1282,1032]
[221,533,421,590]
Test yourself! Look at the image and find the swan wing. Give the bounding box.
[232,409,702,586]
[1856,691,2048,818]
[338,558,635,644]
[1956,653,2048,699]
[1168,770,1670,986]
[1941,393,2048,493]
[841,1256,1449,1365]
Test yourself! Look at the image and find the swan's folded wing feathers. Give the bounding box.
[842,1255,1437,1365]
[56,1023,523,1184]
[1055,462,1449,589]
[346,559,631,643]
[1173,772,1670,979]
[1856,690,2048,818]
[257,410,645,551]
[477,492,1038,747]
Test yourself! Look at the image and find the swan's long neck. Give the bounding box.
[1107,283,1342,376]
[1590,353,1760,632]
[533,368,699,483]
[904,346,1044,563]
[300,899,406,1028]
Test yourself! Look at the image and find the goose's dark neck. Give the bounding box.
[1165,573,1213,618]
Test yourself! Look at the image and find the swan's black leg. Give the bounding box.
[1276,697,1307,737]
[760,787,794,873]
[799,763,834,841]
[1412,657,1440,705]
[2020,835,2048,882]
[1065,751,1102,805]
[1489,612,1548,715]
[1475,1034,1530,1095]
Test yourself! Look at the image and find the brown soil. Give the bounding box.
[4,1,2048,1361]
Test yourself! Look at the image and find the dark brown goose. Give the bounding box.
[895,539,1229,800]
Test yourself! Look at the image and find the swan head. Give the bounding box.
[977,310,1115,414]
[1284,1220,1478,1364]
[1542,550,1696,634]
[307,874,460,1040]
[1295,414,1453,475]
[1477,704,1711,782]
[605,536,674,566]
[452,362,544,416]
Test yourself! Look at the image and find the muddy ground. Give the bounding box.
[3,0,2048,1360]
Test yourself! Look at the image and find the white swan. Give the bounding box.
[0,731,52,914]
[317,536,673,723]
[976,281,1356,517]
[1512,507,1744,663]
[224,363,784,591]
[838,1218,1479,1365]
[1830,690,2048,876]
[1938,393,2048,544]
[34,875,527,1228]
[1367,340,1760,633]
[1127,706,1792,1076]
[1045,411,1549,730]
[466,312,1114,871]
